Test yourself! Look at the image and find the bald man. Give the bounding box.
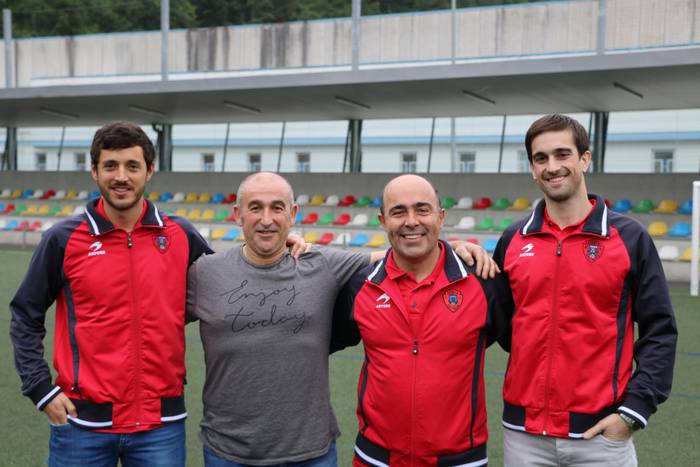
[332,175,504,467]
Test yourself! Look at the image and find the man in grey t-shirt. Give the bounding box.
[187,172,495,466]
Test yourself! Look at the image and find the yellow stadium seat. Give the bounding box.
[654,200,678,213]
[175,208,188,217]
[188,209,202,221]
[308,195,325,206]
[58,205,74,216]
[211,227,227,240]
[679,247,696,262]
[11,189,22,199]
[365,234,387,248]
[38,205,50,216]
[303,231,319,243]
[65,190,78,200]
[198,193,212,204]
[147,192,160,202]
[22,204,39,216]
[201,209,215,221]
[647,221,669,237]
[185,192,198,203]
[511,197,530,210]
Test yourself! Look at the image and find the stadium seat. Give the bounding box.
[0,219,6,229]
[680,247,697,262]
[483,238,499,253]
[612,199,632,213]
[211,193,225,204]
[211,227,227,240]
[185,192,198,203]
[354,196,372,207]
[188,209,202,221]
[41,221,54,232]
[159,192,174,202]
[338,195,356,207]
[632,199,655,213]
[351,213,368,226]
[473,197,492,209]
[10,189,22,199]
[317,213,335,225]
[441,197,457,209]
[658,245,679,261]
[333,213,351,225]
[3,219,18,230]
[455,216,476,230]
[316,232,334,245]
[350,233,369,247]
[475,217,494,231]
[511,197,530,210]
[49,205,62,216]
[365,234,387,248]
[370,196,382,208]
[678,199,692,215]
[38,205,51,216]
[367,213,381,227]
[65,190,78,200]
[89,191,100,200]
[28,221,42,232]
[1,203,14,214]
[175,208,188,217]
[223,193,237,204]
[324,195,339,206]
[491,197,511,210]
[309,195,325,206]
[172,192,185,203]
[32,189,44,199]
[226,210,238,222]
[72,206,83,216]
[0,202,4,212]
[303,231,319,243]
[496,218,514,231]
[301,212,319,224]
[58,205,74,217]
[222,228,240,241]
[294,211,303,223]
[466,237,479,245]
[0,188,11,198]
[53,190,66,200]
[647,222,669,237]
[215,210,229,222]
[457,197,473,209]
[296,194,310,205]
[76,190,89,200]
[22,204,39,216]
[147,192,160,202]
[15,204,27,215]
[21,189,34,199]
[654,200,678,213]
[329,233,349,246]
[198,227,211,239]
[201,209,215,221]
[42,189,56,200]
[668,222,691,238]
[198,193,212,204]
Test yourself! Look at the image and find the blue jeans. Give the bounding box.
[203,442,337,467]
[48,421,185,467]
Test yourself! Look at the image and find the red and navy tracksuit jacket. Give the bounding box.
[10,198,212,432]
[493,194,677,438]
[332,241,504,467]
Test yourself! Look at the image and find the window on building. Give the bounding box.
[202,153,215,172]
[517,150,530,173]
[75,153,86,171]
[35,153,47,171]
[459,152,476,173]
[248,153,262,172]
[653,150,674,173]
[296,152,310,173]
[401,152,417,173]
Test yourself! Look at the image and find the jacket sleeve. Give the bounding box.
[330,263,372,353]
[9,228,68,410]
[491,231,516,352]
[169,215,214,265]
[619,227,678,429]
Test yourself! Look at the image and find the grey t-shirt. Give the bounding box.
[187,246,369,465]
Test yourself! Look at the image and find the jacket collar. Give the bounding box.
[368,239,469,286]
[84,198,165,235]
[520,193,610,238]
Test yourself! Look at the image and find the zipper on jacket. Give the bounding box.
[358,357,370,433]
[127,232,133,248]
[127,231,142,425]
[410,336,420,465]
[543,240,563,435]
[412,339,419,355]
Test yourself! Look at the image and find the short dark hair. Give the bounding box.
[525,114,590,163]
[90,121,156,168]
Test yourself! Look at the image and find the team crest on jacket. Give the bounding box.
[583,239,604,262]
[442,289,463,312]
[153,234,170,253]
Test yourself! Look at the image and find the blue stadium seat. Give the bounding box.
[211,193,225,204]
[350,232,369,247]
[678,199,692,215]
[612,198,632,213]
[222,228,240,241]
[483,238,499,253]
[370,196,382,208]
[159,192,173,202]
[4,219,18,230]
[89,191,100,200]
[295,211,303,223]
[668,222,691,238]
[21,189,34,199]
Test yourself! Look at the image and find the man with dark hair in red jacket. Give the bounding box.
[493,114,677,466]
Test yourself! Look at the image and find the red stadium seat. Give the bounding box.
[223,193,237,204]
[332,213,351,225]
[337,195,356,207]
[473,197,492,209]
[301,212,319,224]
[316,232,334,245]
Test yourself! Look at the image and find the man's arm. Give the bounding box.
[490,235,515,352]
[330,267,367,353]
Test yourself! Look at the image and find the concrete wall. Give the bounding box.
[6,0,699,87]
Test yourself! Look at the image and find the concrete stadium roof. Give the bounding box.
[1,47,699,127]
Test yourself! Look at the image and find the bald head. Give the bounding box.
[380,174,440,215]
[237,172,295,209]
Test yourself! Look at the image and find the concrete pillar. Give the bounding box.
[3,9,13,88]
[348,119,363,173]
[2,127,17,170]
[154,124,173,172]
[161,0,169,81]
[591,111,608,173]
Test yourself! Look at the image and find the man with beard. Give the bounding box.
[493,114,677,466]
[10,121,212,466]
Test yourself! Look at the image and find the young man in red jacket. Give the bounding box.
[332,174,503,467]
[10,122,212,466]
[493,114,677,466]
